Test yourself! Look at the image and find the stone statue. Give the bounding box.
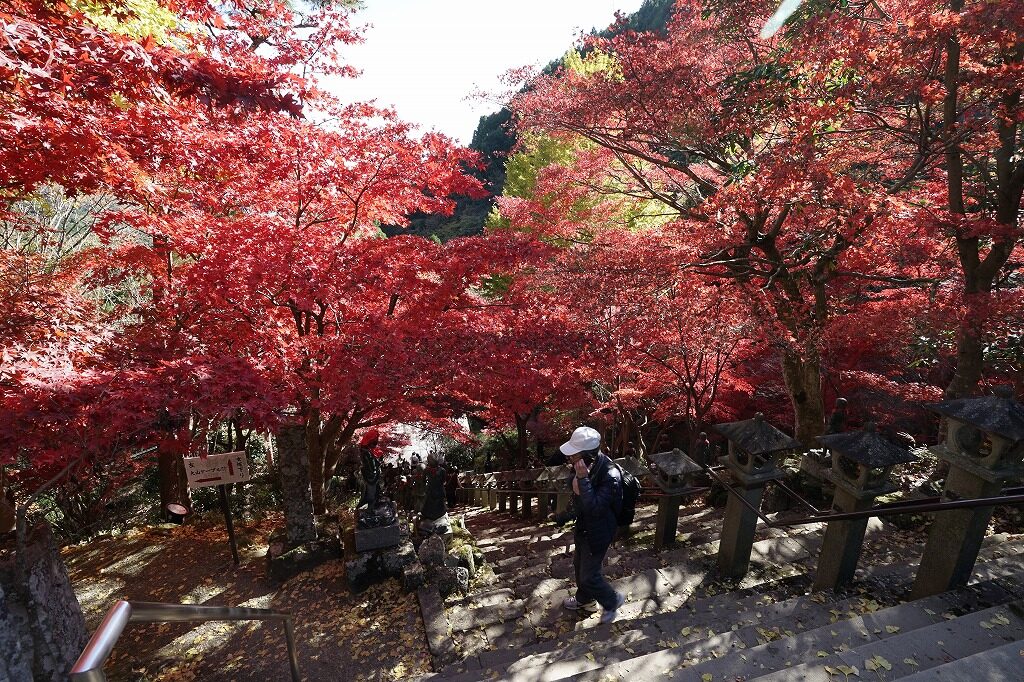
[827,398,849,434]
[419,453,451,537]
[816,398,850,470]
[421,454,448,521]
[356,430,397,529]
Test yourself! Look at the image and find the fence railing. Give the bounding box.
[69,600,300,682]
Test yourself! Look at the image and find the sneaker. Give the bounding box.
[599,592,626,624]
[563,596,599,612]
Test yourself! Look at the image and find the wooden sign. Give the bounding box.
[184,451,251,489]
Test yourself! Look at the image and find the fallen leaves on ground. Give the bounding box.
[65,512,431,681]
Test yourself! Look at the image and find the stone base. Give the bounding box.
[346,539,422,592]
[267,532,342,584]
[354,522,402,552]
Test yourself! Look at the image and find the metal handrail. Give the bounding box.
[69,600,300,682]
[704,463,1024,528]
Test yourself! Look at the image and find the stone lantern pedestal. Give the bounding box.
[718,465,785,579]
[912,390,1024,598]
[714,414,800,580]
[536,467,565,518]
[813,426,916,591]
[646,450,699,550]
[507,470,523,515]
[483,474,497,510]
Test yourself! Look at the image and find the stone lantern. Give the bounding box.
[539,465,575,517]
[713,413,801,579]
[482,473,497,510]
[495,471,511,513]
[912,388,1024,598]
[814,424,917,591]
[647,448,702,550]
[536,466,569,518]
[518,468,546,518]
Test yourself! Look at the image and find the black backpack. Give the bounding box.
[613,463,641,526]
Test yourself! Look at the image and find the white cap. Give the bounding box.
[560,426,602,456]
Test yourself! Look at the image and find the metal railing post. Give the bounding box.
[70,601,300,682]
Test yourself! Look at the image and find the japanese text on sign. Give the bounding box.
[185,451,251,489]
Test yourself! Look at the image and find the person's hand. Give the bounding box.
[573,458,589,478]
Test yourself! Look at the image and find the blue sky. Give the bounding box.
[328,0,646,144]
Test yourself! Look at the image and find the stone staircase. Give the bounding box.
[418,502,1024,682]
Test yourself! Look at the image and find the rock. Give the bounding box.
[458,545,476,577]
[434,565,470,598]
[345,553,377,592]
[419,534,446,567]
[381,542,417,578]
[402,562,426,592]
[268,535,342,584]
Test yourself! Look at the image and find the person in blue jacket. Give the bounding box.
[560,426,625,623]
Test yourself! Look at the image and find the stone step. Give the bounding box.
[447,500,1024,680]
[895,639,1024,681]
[748,599,1024,682]
[492,584,873,682]
[559,579,1024,681]
[493,533,821,638]
[462,555,1024,682]
[430,570,817,682]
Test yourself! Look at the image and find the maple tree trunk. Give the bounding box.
[157,450,189,520]
[781,348,825,445]
[305,420,328,516]
[514,413,529,468]
[946,309,985,399]
[1,523,88,681]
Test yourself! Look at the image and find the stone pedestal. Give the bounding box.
[487,489,497,509]
[497,491,508,512]
[521,494,533,518]
[654,495,682,551]
[355,523,402,552]
[813,485,877,591]
[509,493,519,514]
[911,464,1002,598]
[555,492,572,516]
[717,467,783,580]
[346,539,417,592]
[537,493,551,518]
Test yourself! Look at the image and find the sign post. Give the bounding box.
[185,451,251,565]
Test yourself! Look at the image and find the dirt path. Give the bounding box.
[64,512,431,681]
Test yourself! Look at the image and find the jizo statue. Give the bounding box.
[356,430,397,529]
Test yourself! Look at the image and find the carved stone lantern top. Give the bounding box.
[817,425,918,470]
[647,448,701,494]
[614,456,652,479]
[648,449,701,477]
[818,424,917,498]
[714,413,800,482]
[714,413,802,457]
[522,468,546,489]
[928,389,1024,442]
[537,465,573,490]
[926,388,1024,480]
